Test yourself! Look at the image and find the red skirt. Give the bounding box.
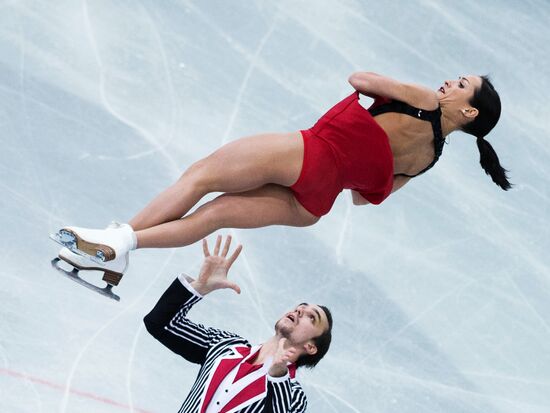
[290,92,394,217]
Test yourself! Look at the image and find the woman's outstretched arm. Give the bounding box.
[348,72,437,109]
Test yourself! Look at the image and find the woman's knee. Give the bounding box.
[194,195,233,229]
[177,158,212,191]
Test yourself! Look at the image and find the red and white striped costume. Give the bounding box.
[144,276,308,413]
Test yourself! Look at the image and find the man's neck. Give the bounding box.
[252,336,281,365]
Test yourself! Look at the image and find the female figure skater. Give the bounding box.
[52,72,510,286]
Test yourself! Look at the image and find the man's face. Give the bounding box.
[274,303,329,347]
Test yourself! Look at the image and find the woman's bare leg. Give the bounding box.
[135,184,319,248]
[129,132,304,231]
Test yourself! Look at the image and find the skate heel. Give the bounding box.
[63,228,116,263]
[50,229,77,249]
[102,271,123,286]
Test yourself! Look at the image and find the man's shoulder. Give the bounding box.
[209,333,250,352]
[214,330,248,343]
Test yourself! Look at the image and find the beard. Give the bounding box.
[274,319,292,339]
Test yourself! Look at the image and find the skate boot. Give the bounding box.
[51,247,128,301]
[58,246,128,285]
[50,223,136,264]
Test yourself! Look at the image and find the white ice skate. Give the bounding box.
[50,223,136,264]
[51,247,128,301]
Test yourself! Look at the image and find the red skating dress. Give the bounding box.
[290,91,394,217]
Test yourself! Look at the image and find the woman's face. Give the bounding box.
[437,75,482,104]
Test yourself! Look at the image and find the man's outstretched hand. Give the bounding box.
[190,235,243,296]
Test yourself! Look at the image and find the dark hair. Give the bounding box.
[461,75,511,190]
[295,305,333,369]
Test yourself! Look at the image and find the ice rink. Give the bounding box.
[1,1,549,412]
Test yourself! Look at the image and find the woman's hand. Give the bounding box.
[190,235,242,296]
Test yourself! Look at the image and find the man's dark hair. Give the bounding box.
[295,305,333,369]
[461,75,511,190]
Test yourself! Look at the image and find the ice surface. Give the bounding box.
[1,1,549,412]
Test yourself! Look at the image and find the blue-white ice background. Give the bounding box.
[1,1,549,412]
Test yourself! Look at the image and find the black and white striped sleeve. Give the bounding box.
[264,375,307,413]
[143,275,238,365]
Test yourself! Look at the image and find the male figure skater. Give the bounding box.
[144,235,333,412]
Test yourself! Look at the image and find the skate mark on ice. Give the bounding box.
[0,343,8,370]
[421,0,496,55]
[0,82,107,133]
[348,4,448,74]
[236,248,272,331]
[59,249,178,413]
[16,22,57,237]
[183,1,324,112]
[82,0,180,177]
[220,17,277,145]
[0,368,153,413]
[312,386,343,413]
[0,181,64,223]
[97,2,181,164]
[122,253,202,411]
[358,364,548,410]
[460,369,550,387]
[217,17,279,331]
[311,383,361,413]
[283,1,445,74]
[276,2,447,76]
[125,321,147,413]
[15,367,44,413]
[359,278,478,365]
[335,197,352,265]
[509,275,550,336]
[274,6,358,71]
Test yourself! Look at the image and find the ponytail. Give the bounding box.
[476,137,511,190]
[461,75,512,190]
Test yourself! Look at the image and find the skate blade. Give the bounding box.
[50,258,120,301]
[58,254,124,287]
[49,230,108,264]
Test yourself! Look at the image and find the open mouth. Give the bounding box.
[439,86,445,94]
[287,314,295,322]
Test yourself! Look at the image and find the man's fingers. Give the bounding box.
[227,244,243,267]
[278,348,296,364]
[226,281,241,295]
[221,235,232,257]
[220,281,241,294]
[202,239,210,257]
[286,348,297,357]
[278,337,287,351]
[213,234,222,255]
